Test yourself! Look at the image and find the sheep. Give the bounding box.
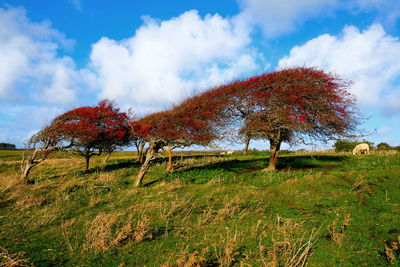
[352,143,370,155]
[226,150,234,155]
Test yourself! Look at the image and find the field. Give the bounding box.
[0,149,399,266]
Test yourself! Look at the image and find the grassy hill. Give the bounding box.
[0,150,399,266]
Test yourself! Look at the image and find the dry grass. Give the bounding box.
[384,236,400,264]
[328,214,351,246]
[349,175,367,194]
[0,247,30,267]
[85,211,153,252]
[259,215,319,267]
[85,212,120,251]
[213,227,242,266]
[165,245,209,267]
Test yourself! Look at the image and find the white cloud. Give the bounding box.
[236,0,338,37]
[87,10,259,111]
[0,6,78,104]
[235,0,400,37]
[278,24,400,115]
[353,0,400,25]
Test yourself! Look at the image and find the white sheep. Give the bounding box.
[352,143,370,155]
[227,150,234,155]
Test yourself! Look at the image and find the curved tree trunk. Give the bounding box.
[104,152,112,163]
[166,144,173,171]
[243,137,250,155]
[137,141,146,163]
[22,163,34,184]
[21,147,55,183]
[134,141,162,187]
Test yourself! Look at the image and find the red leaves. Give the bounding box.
[50,99,131,152]
[234,67,358,141]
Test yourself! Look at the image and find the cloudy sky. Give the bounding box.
[1,0,399,149]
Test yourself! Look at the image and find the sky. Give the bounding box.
[0,0,400,150]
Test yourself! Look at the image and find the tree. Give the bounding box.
[132,82,238,186]
[21,124,65,183]
[238,67,359,170]
[52,99,131,172]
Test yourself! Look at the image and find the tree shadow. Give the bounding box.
[82,159,142,175]
[276,155,348,170]
[167,154,348,183]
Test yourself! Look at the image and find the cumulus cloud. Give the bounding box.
[235,0,400,37]
[0,6,78,104]
[87,10,259,111]
[236,0,337,37]
[278,24,400,115]
[353,0,400,25]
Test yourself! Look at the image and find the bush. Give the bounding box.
[377,142,392,150]
[334,140,358,152]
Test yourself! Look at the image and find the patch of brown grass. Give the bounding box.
[0,247,30,267]
[213,228,242,266]
[384,236,400,264]
[85,212,153,252]
[259,215,318,267]
[328,214,351,247]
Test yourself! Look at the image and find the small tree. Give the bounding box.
[52,100,131,172]
[21,125,65,183]
[238,67,359,170]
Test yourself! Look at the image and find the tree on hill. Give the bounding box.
[51,99,132,172]
[132,82,239,187]
[236,67,359,170]
[21,124,66,183]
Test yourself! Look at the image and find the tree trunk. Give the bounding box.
[166,144,173,171]
[264,130,282,171]
[104,152,112,163]
[85,155,91,173]
[265,144,280,171]
[137,141,146,163]
[243,137,250,155]
[22,163,34,183]
[134,142,161,187]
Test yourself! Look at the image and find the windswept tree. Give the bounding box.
[132,83,239,187]
[52,99,132,172]
[238,67,359,170]
[21,124,65,183]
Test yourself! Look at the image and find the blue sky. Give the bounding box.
[1,0,400,149]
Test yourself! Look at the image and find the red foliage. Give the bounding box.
[237,67,357,141]
[50,99,131,170]
[132,81,242,148]
[53,99,131,149]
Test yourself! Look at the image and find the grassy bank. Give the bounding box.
[0,150,399,266]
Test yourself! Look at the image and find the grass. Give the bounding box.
[0,149,399,266]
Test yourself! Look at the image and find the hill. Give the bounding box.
[0,150,399,266]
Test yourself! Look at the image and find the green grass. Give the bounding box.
[0,150,399,266]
